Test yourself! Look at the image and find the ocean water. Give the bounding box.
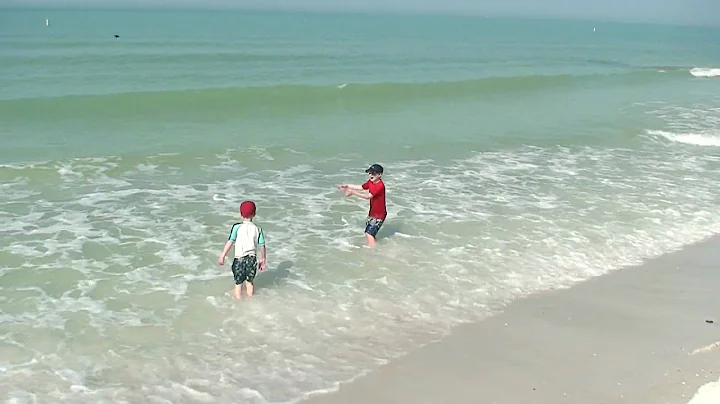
[1,8,720,403]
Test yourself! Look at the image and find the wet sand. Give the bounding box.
[303,236,720,404]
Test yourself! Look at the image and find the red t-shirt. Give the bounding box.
[362,179,387,220]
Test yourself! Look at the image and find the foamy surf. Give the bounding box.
[687,376,720,404]
[689,68,720,78]
[646,130,720,147]
[2,11,720,403]
[5,129,720,403]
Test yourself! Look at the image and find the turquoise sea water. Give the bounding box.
[1,8,720,403]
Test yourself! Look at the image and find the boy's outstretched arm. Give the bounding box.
[346,188,372,199]
[218,240,233,265]
[339,184,363,191]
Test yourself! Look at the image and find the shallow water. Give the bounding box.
[1,9,720,403]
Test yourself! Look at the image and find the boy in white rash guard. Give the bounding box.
[218,200,267,299]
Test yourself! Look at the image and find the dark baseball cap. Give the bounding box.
[365,164,384,174]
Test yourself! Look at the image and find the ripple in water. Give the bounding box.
[2,130,720,402]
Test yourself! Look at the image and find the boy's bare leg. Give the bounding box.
[365,233,377,247]
[245,282,254,297]
[233,284,242,299]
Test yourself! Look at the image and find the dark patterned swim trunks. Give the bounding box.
[231,255,258,285]
[364,216,384,237]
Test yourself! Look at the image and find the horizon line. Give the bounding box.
[2,5,718,29]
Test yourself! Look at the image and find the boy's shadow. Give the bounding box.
[376,223,401,241]
[254,260,293,288]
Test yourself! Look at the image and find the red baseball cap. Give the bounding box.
[240,201,256,217]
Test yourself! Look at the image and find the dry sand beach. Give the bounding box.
[303,236,720,404]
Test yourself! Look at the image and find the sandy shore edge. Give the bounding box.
[302,236,720,404]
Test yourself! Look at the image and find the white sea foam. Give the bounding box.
[687,376,720,404]
[645,102,720,148]
[2,121,720,403]
[648,130,720,147]
[689,67,720,78]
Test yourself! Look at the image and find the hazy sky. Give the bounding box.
[2,0,720,26]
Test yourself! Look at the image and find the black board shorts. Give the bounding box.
[231,255,257,284]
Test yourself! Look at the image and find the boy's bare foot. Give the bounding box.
[225,291,242,300]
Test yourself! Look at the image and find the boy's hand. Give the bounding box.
[258,259,266,272]
[338,185,348,191]
[218,256,225,266]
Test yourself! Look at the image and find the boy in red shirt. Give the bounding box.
[339,164,387,247]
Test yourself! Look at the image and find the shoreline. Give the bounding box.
[302,236,720,404]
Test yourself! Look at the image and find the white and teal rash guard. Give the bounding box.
[228,221,265,258]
